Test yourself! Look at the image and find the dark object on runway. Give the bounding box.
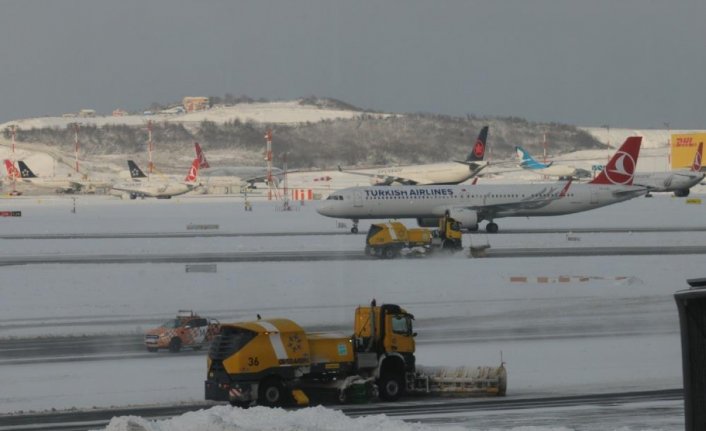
[674,278,706,431]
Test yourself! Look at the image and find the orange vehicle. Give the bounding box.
[144,310,220,353]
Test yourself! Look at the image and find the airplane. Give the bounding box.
[515,145,592,179]
[316,137,646,233]
[195,142,282,189]
[112,159,201,199]
[337,126,489,185]
[11,160,83,193]
[633,142,704,197]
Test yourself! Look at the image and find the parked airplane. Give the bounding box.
[317,137,646,233]
[515,146,591,179]
[113,159,201,199]
[4,160,113,193]
[9,160,82,193]
[338,126,489,185]
[633,142,704,197]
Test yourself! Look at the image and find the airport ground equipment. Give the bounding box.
[205,301,506,407]
[364,217,463,258]
[144,310,220,353]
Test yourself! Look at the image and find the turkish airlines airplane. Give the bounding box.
[633,142,704,197]
[112,159,201,199]
[317,137,646,233]
[338,126,489,185]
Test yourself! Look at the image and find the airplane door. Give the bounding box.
[590,189,599,204]
[354,191,363,207]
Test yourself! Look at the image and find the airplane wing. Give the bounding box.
[336,167,426,185]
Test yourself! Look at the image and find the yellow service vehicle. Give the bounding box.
[205,301,506,407]
[365,217,463,258]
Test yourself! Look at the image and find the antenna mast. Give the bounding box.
[147,120,154,174]
[73,123,80,173]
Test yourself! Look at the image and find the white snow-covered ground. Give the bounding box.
[0,195,702,430]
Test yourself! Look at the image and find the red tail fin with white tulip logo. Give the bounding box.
[590,136,642,185]
[184,158,200,183]
[194,142,210,169]
[4,160,20,179]
[691,142,702,172]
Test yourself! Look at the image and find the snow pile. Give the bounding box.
[100,405,577,431]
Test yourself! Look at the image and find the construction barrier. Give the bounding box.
[291,189,314,201]
[509,275,633,283]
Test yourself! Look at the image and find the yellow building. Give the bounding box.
[182,97,210,113]
[671,133,706,169]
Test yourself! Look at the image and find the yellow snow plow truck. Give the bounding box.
[365,217,463,258]
[205,301,506,407]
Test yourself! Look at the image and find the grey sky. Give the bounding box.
[0,0,704,128]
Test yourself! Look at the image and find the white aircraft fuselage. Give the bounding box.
[317,182,646,224]
[360,162,480,185]
[633,170,704,193]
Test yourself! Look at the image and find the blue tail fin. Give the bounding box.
[515,146,552,170]
[17,161,38,178]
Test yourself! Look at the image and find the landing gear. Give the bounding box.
[486,222,499,233]
[351,219,359,234]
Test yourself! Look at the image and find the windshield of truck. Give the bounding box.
[391,315,411,335]
[160,319,181,329]
[209,327,257,360]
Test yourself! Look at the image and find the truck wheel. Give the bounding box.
[378,372,403,401]
[146,347,158,353]
[382,247,397,259]
[258,378,285,407]
[168,337,182,353]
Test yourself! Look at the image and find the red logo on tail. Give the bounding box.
[194,143,210,169]
[4,160,20,179]
[473,139,485,159]
[590,137,641,185]
[185,158,199,182]
[691,142,703,172]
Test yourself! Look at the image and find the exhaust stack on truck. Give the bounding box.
[205,301,506,407]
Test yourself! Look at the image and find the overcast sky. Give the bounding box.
[0,0,704,128]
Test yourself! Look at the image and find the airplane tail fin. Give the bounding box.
[4,160,20,179]
[691,142,703,172]
[466,126,489,162]
[184,158,200,183]
[194,142,210,169]
[515,146,551,169]
[127,160,147,179]
[17,161,37,178]
[589,136,642,185]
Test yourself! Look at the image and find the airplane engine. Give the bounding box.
[448,208,478,229]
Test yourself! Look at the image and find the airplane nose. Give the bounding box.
[316,203,333,216]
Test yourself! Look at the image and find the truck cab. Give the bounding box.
[144,310,220,353]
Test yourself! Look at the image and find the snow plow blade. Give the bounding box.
[415,364,507,396]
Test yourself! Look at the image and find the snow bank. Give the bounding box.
[99,405,563,431]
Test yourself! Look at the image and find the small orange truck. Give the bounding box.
[144,310,220,353]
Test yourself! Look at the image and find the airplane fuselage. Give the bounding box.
[633,171,704,193]
[360,162,477,185]
[317,183,646,221]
